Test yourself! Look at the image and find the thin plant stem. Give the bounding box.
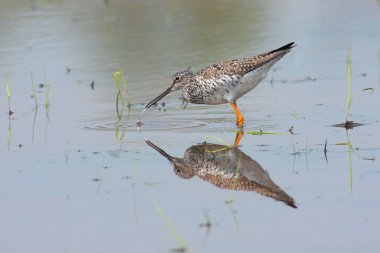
[44,71,50,108]
[205,135,230,146]
[345,47,352,123]
[8,119,12,151]
[153,202,188,251]
[31,71,38,107]
[32,107,38,144]
[113,70,131,144]
[346,130,353,195]
[6,73,11,115]
[6,73,12,150]
[225,195,240,232]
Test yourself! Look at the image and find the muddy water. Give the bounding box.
[1,0,380,252]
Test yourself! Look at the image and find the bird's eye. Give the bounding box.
[174,76,181,82]
[175,168,181,173]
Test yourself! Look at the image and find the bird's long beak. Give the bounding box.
[145,86,173,110]
[145,139,174,162]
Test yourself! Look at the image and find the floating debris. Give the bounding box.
[362,87,374,93]
[362,157,375,161]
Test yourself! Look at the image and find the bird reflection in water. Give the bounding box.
[145,132,297,208]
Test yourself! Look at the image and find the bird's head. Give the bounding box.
[145,68,193,110]
[172,158,194,179]
[144,139,195,179]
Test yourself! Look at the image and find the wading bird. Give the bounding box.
[143,42,295,128]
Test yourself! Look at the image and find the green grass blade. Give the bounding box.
[225,196,235,205]
[113,71,126,106]
[5,73,11,98]
[346,47,351,122]
[44,71,50,107]
[344,130,353,194]
[8,122,12,150]
[113,69,131,131]
[6,73,12,116]
[118,124,127,141]
[348,137,353,194]
[45,85,50,107]
[119,69,131,107]
[32,106,38,144]
[153,202,188,250]
[116,91,122,120]
[225,195,240,232]
[245,130,288,135]
[335,142,350,145]
[113,71,122,92]
[205,135,230,146]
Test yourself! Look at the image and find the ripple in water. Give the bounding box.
[84,119,205,132]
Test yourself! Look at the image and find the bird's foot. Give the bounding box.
[236,118,244,129]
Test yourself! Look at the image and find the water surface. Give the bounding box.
[1,0,380,252]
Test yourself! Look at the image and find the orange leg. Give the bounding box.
[230,102,244,128]
[233,130,244,147]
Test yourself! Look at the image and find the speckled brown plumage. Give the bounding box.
[144,42,295,128]
[197,42,295,79]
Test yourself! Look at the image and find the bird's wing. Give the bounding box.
[198,42,295,78]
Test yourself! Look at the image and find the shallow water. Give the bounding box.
[1,0,380,252]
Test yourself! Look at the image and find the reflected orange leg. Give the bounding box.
[230,102,244,128]
[233,130,244,147]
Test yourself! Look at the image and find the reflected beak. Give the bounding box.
[145,86,173,110]
[145,139,174,162]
